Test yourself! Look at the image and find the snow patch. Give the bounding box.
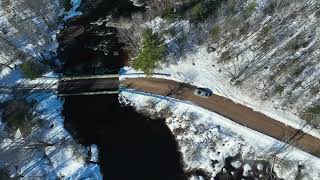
[231,161,242,169]
[243,164,251,177]
[64,0,83,20]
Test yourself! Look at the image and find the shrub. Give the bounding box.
[227,0,238,13]
[163,28,177,37]
[316,10,320,18]
[286,34,307,52]
[190,0,222,22]
[4,101,39,135]
[20,61,46,80]
[161,1,198,21]
[291,81,302,90]
[0,169,10,180]
[274,85,285,95]
[161,7,180,21]
[239,22,250,35]
[218,50,232,63]
[15,51,27,61]
[310,85,320,95]
[263,1,276,14]
[7,110,32,133]
[244,2,257,17]
[132,29,165,75]
[191,2,206,21]
[209,26,221,42]
[306,105,320,115]
[292,66,305,77]
[287,39,302,52]
[261,37,275,50]
[63,0,72,11]
[177,33,187,47]
[162,0,224,23]
[256,24,272,42]
[300,105,320,127]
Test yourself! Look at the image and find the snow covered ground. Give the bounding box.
[120,90,320,179]
[120,9,320,139]
[0,0,102,178]
[0,67,103,179]
[119,2,320,178]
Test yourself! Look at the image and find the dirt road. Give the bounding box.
[121,77,320,157]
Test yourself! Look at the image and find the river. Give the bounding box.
[58,0,187,179]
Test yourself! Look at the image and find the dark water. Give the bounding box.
[63,95,186,180]
[59,0,186,179]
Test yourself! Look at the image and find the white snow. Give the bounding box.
[243,164,251,177]
[0,60,20,78]
[231,161,242,169]
[124,1,320,141]
[119,16,320,139]
[90,144,99,163]
[71,164,103,180]
[25,91,103,179]
[256,163,263,171]
[0,138,13,150]
[119,90,320,179]
[13,129,22,139]
[48,145,85,178]
[0,0,102,178]
[0,25,101,180]
[0,88,103,178]
[64,0,83,20]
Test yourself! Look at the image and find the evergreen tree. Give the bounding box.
[133,29,165,75]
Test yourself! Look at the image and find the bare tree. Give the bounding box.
[117,13,145,60]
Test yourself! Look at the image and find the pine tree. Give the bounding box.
[132,29,165,75]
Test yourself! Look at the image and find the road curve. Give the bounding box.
[121,77,320,157]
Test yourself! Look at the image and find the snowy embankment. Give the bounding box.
[119,90,320,179]
[120,14,320,140]
[28,92,102,179]
[118,7,320,178]
[0,0,102,179]
[0,67,102,178]
[0,69,102,179]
